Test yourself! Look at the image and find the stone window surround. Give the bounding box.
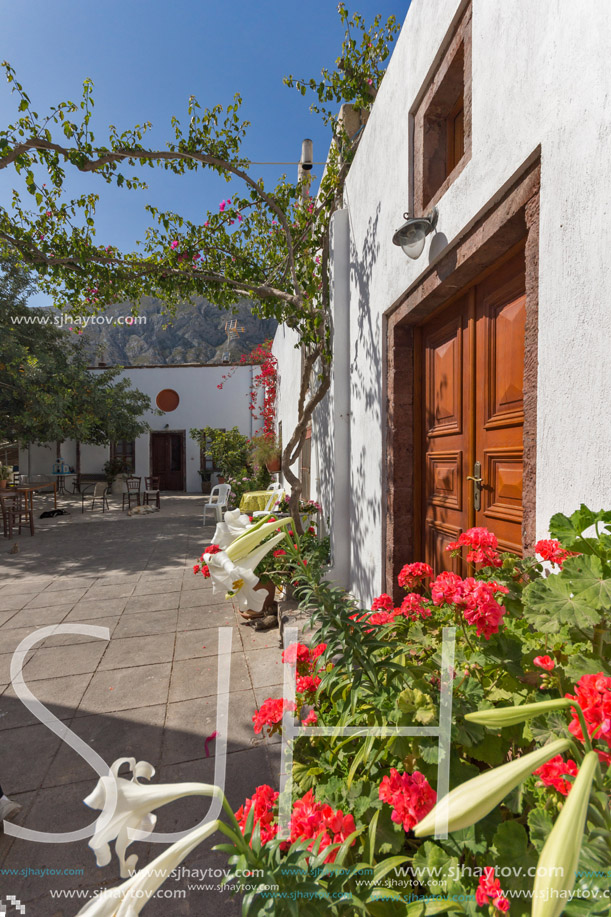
[383,154,541,599]
[413,2,473,216]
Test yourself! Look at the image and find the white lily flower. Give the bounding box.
[84,757,223,877]
[205,529,289,611]
[76,818,220,916]
[212,508,252,549]
[204,517,293,612]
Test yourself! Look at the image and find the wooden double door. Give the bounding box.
[151,432,185,491]
[420,252,526,571]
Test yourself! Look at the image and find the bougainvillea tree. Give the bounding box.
[0,5,400,527]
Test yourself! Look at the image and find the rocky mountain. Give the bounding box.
[75,297,277,366]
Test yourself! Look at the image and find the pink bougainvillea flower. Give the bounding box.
[170,240,179,249]
[533,655,555,671]
[475,867,510,912]
[535,538,578,568]
[378,769,436,832]
[219,200,226,211]
[534,754,578,796]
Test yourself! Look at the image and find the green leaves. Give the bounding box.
[523,555,610,632]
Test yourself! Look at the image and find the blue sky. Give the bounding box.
[1,0,408,306]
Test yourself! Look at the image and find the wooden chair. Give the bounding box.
[82,482,110,513]
[1,491,34,536]
[143,476,161,509]
[122,476,142,511]
[1,492,20,537]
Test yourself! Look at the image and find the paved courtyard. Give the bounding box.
[0,494,284,915]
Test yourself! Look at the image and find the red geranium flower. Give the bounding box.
[533,655,555,671]
[399,593,432,620]
[398,562,433,591]
[378,768,436,832]
[193,564,200,575]
[431,573,508,639]
[566,672,611,761]
[447,527,502,568]
[535,538,577,568]
[201,564,211,578]
[371,593,394,611]
[235,784,279,845]
[475,867,510,912]
[252,698,296,736]
[534,755,578,796]
[296,674,321,695]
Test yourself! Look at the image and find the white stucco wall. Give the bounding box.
[18,364,256,492]
[272,325,302,483]
[274,0,611,604]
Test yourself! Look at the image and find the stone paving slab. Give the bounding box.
[0,496,286,915]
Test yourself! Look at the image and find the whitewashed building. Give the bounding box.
[20,363,257,493]
[274,0,611,603]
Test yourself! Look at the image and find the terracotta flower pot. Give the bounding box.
[265,457,281,474]
[0,480,7,489]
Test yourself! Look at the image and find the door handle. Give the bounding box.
[467,461,482,511]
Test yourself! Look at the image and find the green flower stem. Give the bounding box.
[570,702,593,753]
[592,621,607,658]
[215,818,251,856]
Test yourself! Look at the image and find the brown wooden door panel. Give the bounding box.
[475,253,525,552]
[151,432,185,491]
[421,253,525,569]
[423,298,471,572]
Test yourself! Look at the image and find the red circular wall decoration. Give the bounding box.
[156,389,180,412]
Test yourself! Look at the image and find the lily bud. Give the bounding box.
[532,751,598,917]
[226,517,293,563]
[414,738,570,837]
[465,698,573,728]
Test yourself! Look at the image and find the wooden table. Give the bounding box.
[16,482,58,535]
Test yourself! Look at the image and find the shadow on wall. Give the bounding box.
[349,205,382,604]
[314,391,334,539]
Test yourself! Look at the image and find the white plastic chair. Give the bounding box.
[252,489,284,519]
[203,483,231,525]
[266,482,284,491]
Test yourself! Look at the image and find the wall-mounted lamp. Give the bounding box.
[392,207,438,260]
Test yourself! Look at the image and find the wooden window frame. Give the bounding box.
[110,440,135,473]
[413,3,472,215]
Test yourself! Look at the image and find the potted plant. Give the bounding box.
[103,457,129,495]
[198,469,212,494]
[250,433,281,474]
[0,464,12,488]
